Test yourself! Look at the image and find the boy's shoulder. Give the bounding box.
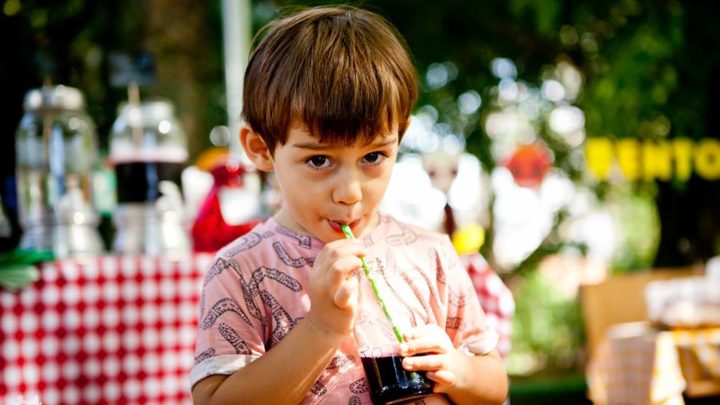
[376,213,452,248]
[215,219,274,257]
[213,217,319,265]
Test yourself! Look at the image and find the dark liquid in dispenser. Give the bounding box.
[114,161,184,203]
[361,355,433,404]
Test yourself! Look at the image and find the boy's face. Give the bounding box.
[268,121,399,243]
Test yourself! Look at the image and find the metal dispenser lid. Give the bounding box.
[23,85,85,112]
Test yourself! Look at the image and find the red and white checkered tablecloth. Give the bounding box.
[0,253,214,405]
[1,251,513,404]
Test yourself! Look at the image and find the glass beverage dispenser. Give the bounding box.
[109,99,190,256]
[15,85,104,257]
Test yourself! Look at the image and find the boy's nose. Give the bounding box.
[332,171,363,205]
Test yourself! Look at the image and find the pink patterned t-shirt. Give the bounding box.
[190,214,497,404]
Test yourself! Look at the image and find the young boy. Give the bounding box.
[191,6,508,404]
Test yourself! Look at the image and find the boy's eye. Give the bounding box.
[306,155,331,169]
[362,152,386,165]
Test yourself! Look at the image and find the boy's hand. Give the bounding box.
[306,239,365,337]
[399,324,469,393]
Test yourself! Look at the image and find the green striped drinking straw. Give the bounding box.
[340,224,404,344]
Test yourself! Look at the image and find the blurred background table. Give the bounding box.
[0,253,213,405]
[587,322,720,405]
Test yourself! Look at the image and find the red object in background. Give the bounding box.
[504,143,552,188]
[192,162,261,252]
[461,252,514,359]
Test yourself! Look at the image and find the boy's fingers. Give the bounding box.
[322,239,366,260]
[402,325,454,355]
[400,336,445,356]
[315,240,365,287]
[333,273,359,309]
[328,256,362,287]
[427,370,457,390]
[402,353,445,371]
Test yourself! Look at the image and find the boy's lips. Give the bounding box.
[328,219,359,233]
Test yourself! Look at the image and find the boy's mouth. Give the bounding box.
[328,219,358,234]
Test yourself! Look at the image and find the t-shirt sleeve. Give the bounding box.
[190,255,267,387]
[439,237,499,355]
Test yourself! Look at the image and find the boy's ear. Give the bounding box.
[240,125,274,172]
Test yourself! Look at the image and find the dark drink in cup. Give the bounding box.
[361,355,434,404]
[353,260,433,403]
[114,160,185,203]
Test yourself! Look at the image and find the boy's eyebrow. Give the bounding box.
[291,136,399,150]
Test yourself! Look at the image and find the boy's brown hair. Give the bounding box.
[242,5,418,153]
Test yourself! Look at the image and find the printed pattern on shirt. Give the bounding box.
[204,257,253,291]
[362,233,375,248]
[386,223,419,246]
[219,322,253,354]
[446,317,462,330]
[273,241,315,267]
[223,231,264,257]
[432,248,448,286]
[444,249,461,275]
[237,265,304,325]
[448,282,475,309]
[259,290,297,345]
[275,225,313,248]
[194,347,215,364]
[376,249,412,316]
[327,355,356,369]
[254,266,304,292]
[397,262,437,319]
[311,380,328,396]
[203,256,237,286]
[201,297,252,330]
[199,289,207,319]
[349,378,369,394]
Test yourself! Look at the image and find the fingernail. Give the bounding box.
[399,343,408,354]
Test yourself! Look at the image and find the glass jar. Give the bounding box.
[109,99,190,256]
[15,85,103,257]
[353,259,434,404]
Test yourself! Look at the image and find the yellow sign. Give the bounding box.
[586,137,720,181]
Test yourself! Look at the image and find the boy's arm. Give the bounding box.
[193,239,365,405]
[192,316,346,405]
